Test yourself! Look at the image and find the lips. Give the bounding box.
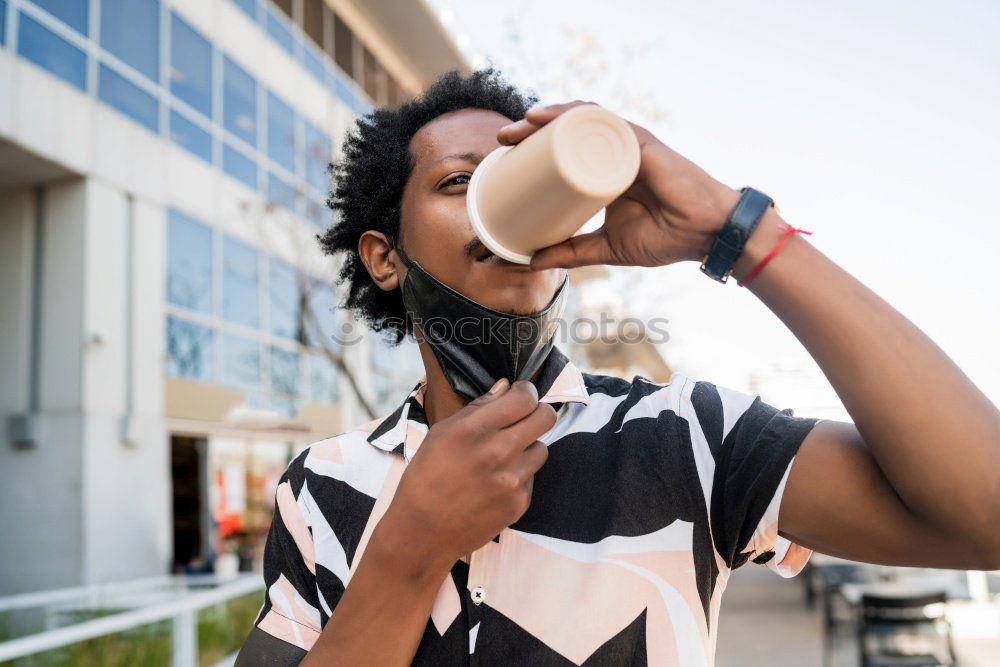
[470,240,525,268]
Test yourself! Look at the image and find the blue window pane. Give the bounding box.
[328,68,357,111]
[302,46,324,83]
[30,0,88,36]
[169,110,212,162]
[265,6,293,55]
[98,64,159,132]
[266,91,295,172]
[223,144,257,189]
[269,258,299,339]
[307,280,339,350]
[166,209,213,313]
[100,0,159,82]
[231,0,256,21]
[223,333,260,391]
[267,173,296,212]
[1,1,8,47]
[166,315,214,381]
[223,56,256,146]
[223,236,259,328]
[170,13,212,118]
[303,121,329,192]
[309,353,338,404]
[17,12,87,90]
[270,346,299,396]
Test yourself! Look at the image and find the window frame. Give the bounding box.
[165,207,342,411]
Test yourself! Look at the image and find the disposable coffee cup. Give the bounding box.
[468,104,641,264]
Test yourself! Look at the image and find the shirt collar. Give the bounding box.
[366,347,589,458]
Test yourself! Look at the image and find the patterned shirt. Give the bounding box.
[253,348,818,665]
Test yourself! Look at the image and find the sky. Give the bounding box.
[427,0,1000,417]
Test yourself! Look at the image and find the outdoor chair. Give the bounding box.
[814,563,881,667]
[857,590,956,667]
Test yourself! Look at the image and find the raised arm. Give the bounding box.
[729,208,1000,569]
[502,100,1000,570]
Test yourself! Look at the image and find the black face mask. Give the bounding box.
[393,245,568,400]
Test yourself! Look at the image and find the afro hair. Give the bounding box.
[317,67,538,344]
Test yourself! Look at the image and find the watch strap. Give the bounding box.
[700,187,774,283]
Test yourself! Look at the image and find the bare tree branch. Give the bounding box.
[297,269,379,419]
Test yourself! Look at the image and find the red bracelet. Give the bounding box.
[736,224,813,287]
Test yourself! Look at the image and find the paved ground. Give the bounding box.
[715,564,850,667]
[716,565,1000,667]
[218,564,997,666]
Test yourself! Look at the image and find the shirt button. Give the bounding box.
[470,586,486,606]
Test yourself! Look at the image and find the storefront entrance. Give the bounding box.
[171,435,211,573]
[171,432,297,575]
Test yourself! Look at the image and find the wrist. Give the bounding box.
[692,185,742,259]
[730,207,787,282]
[698,186,774,280]
[369,508,456,585]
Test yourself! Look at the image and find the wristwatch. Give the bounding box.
[700,187,774,283]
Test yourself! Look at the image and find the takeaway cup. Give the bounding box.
[467,104,641,264]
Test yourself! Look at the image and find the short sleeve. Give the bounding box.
[688,379,818,578]
[253,453,324,651]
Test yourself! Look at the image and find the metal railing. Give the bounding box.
[0,574,263,667]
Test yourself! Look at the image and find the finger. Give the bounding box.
[497,100,598,146]
[519,475,535,516]
[512,440,549,479]
[529,229,612,270]
[466,379,539,431]
[496,118,542,146]
[524,100,599,124]
[501,402,557,448]
[468,378,510,407]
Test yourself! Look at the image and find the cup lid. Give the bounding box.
[466,144,534,264]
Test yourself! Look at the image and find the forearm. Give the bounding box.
[302,518,454,666]
[732,208,1000,538]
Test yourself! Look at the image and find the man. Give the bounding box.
[236,68,1000,666]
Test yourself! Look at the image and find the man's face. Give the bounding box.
[397,108,565,314]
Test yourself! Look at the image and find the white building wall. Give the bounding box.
[0,0,437,594]
[0,177,174,592]
[6,52,93,176]
[0,182,90,594]
[79,180,172,584]
[38,180,87,419]
[0,191,34,417]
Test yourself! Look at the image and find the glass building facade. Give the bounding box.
[0,0,447,593]
[1,0,397,235]
[0,0,422,419]
[165,207,342,416]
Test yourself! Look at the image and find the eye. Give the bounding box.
[441,173,471,188]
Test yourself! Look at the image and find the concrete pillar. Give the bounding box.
[78,180,171,585]
[0,182,87,594]
[0,179,172,593]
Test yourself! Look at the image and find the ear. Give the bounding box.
[358,231,404,292]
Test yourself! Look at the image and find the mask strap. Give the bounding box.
[387,234,412,268]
